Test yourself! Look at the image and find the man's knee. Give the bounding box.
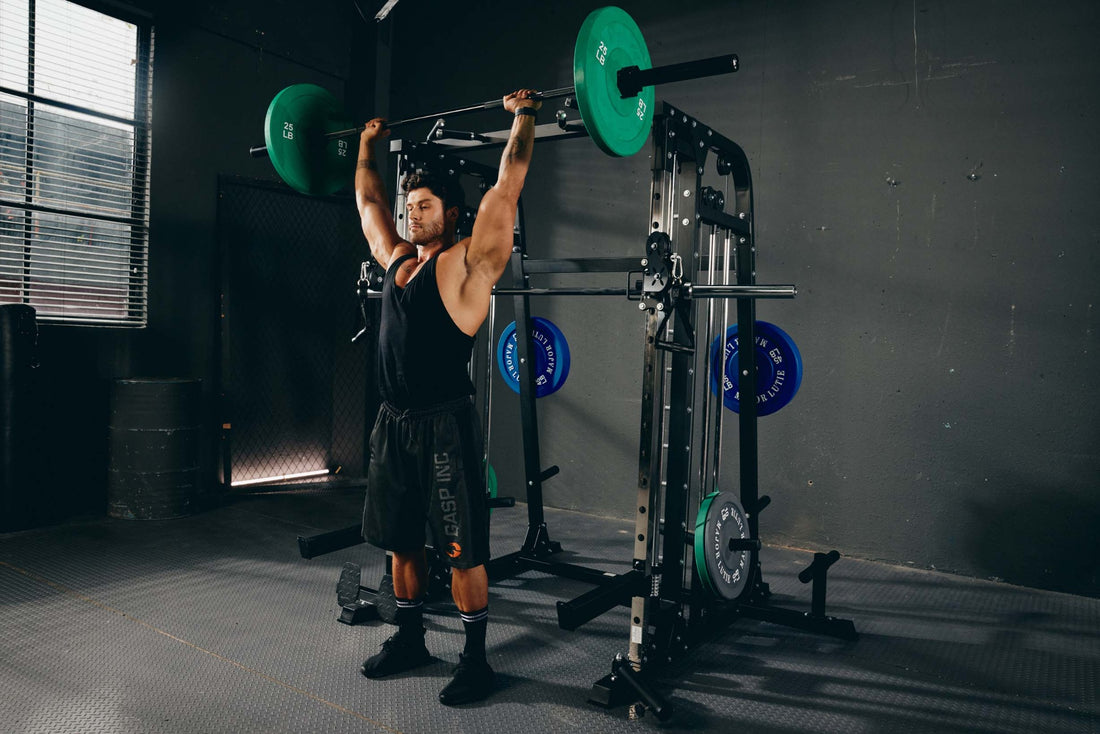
[392,549,427,569]
[450,564,487,583]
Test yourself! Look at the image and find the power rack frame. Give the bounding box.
[297,100,857,721]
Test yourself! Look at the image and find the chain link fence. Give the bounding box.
[217,176,369,489]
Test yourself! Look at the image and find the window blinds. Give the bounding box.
[0,0,153,326]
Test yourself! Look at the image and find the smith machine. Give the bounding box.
[297,109,859,720]
[253,6,859,721]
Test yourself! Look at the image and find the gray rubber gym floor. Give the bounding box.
[1,486,1096,734]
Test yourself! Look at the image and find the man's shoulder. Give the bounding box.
[436,237,497,291]
[384,242,416,268]
[436,238,473,269]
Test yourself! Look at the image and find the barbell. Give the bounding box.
[249,6,739,195]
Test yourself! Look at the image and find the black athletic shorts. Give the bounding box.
[361,397,489,569]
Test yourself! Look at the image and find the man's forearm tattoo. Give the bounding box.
[357,159,378,171]
[505,137,527,165]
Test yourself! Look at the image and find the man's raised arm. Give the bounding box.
[462,90,542,285]
[356,119,406,269]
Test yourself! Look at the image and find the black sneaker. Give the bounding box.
[438,653,495,706]
[359,633,431,679]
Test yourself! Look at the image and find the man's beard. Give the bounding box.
[409,219,444,245]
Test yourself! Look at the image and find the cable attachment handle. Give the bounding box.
[670,253,684,285]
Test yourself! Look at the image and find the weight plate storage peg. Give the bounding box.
[496,317,571,397]
[694,491,754,601]
[709,320,804,416]
[264,84,356,195]
[572,6,656,158]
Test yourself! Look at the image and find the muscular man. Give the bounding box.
[354,89,541,705]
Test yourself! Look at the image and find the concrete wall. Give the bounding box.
[11,0,1095,598]
[379,0,1100,597]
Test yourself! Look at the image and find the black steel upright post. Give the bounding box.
[508,200,558,555]
[656,148,707,650]
[632,109,676,672]
[718,142,764,596]
[734,228,759,538]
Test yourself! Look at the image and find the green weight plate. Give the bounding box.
[694,492,720,598]
[264,84,355,195]
[694,491,753,601]
[573,6,655,157]
[483,460,498,514]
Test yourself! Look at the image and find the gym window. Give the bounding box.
[0,0,153,326]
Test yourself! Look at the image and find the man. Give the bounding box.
[354,89,541,705]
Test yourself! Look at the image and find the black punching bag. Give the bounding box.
[0,304,39,531]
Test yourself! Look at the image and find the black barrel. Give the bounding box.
[108,378,201,520]
[0,304,39,531]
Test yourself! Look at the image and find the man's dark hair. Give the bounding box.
[401,170,466,212]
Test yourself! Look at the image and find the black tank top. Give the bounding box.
[378,253,475,408]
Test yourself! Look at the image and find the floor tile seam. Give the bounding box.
[0,558,408,734]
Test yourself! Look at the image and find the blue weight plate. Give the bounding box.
[533,316,571,392]
[496,317,570,397]
[708,320,803,416]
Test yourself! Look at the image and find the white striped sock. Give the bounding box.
[460,608,488,623]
